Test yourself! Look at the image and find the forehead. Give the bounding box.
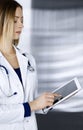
[15,7,23,17]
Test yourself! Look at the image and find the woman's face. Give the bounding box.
[13,7,23,40]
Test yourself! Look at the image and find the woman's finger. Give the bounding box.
[53,93,62,97]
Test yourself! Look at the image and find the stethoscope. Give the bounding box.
[0,60,34,97]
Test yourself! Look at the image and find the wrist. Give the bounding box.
[29,100,38,112]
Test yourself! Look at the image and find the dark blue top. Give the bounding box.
[14,68,23,85]
[14,68,31,117]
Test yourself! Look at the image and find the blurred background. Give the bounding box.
[16,0,83,129]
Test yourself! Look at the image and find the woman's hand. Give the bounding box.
[29,92,60,112]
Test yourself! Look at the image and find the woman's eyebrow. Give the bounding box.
[15,16,23,18]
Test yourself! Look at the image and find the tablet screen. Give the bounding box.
[53,80,79,99]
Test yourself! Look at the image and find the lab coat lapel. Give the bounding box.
[16,49,28,88]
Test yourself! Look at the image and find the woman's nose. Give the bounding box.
[18,20,23,28]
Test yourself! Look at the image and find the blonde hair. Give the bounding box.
[0,0,22,46]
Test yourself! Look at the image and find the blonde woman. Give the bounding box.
[0,0,59,130]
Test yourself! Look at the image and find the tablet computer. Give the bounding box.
[43,77,81,113]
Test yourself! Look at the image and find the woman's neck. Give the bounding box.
[0,45,15,55]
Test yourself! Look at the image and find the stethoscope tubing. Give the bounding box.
[0,61,34,97]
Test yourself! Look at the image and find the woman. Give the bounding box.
[0,0,59,130]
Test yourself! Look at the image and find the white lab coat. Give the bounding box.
[0,47,38,130]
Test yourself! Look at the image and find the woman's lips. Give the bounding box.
[16,31,21,34]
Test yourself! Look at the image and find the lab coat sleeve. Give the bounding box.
[0,103,25,124]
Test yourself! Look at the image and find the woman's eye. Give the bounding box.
[21,19,23,23]
[14,20,17,23]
